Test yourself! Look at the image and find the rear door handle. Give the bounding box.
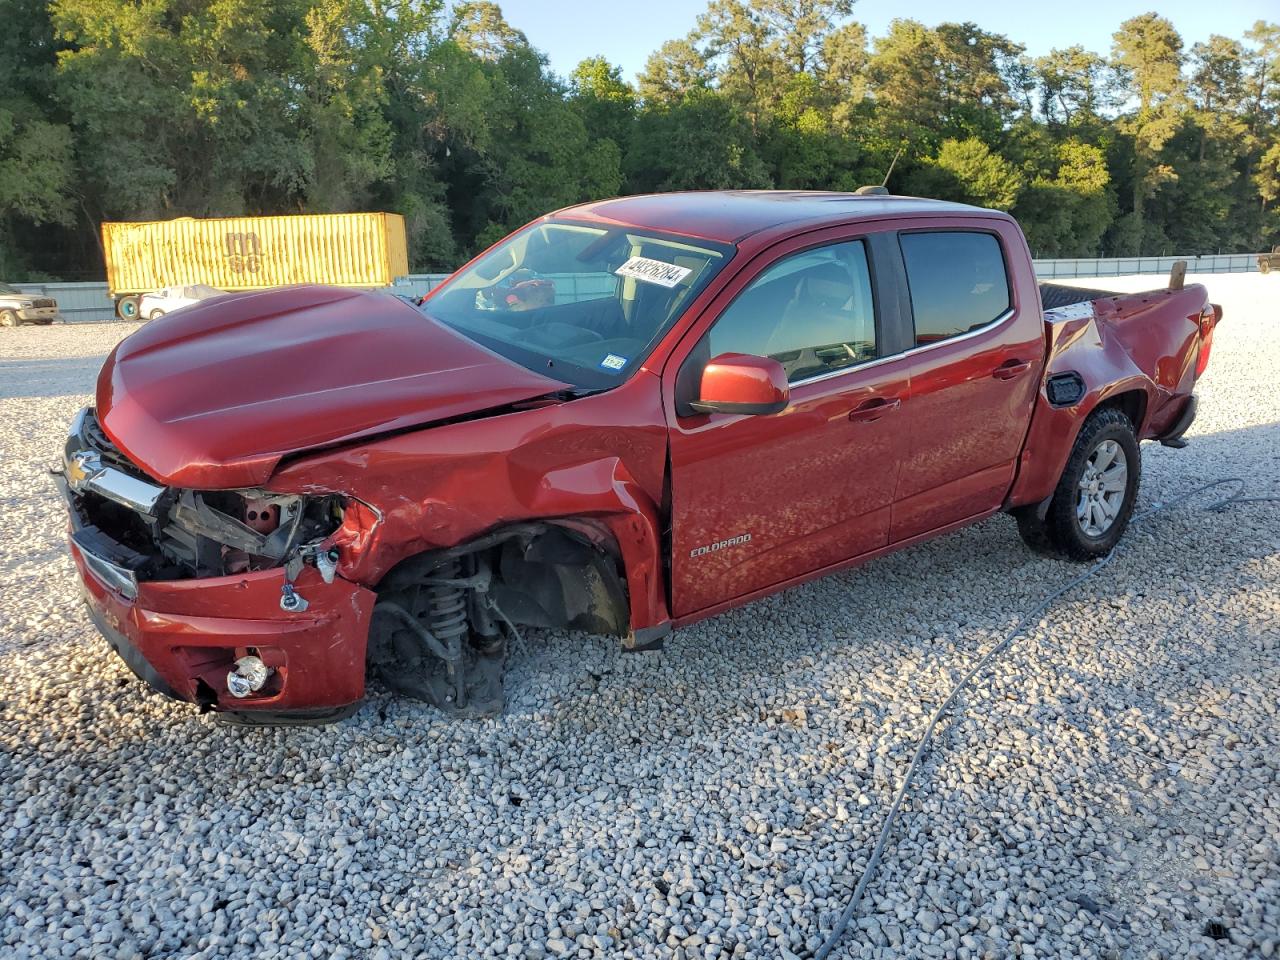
[848,397,902,423]
[992,359,1033,381]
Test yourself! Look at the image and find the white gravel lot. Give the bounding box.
[1,273,1277,960]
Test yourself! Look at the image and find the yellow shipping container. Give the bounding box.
[101,212,409,301]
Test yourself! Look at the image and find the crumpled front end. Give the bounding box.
[60,407,375,722]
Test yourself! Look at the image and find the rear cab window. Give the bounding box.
[899,231,1011,346]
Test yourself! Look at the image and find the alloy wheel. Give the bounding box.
[1076,439,1128,537]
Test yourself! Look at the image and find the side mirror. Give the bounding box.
[689,353,789,416]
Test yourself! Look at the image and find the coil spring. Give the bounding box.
[425,557,468,653]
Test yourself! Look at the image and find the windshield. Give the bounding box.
[421,219,733,389]
[0,283,20,295]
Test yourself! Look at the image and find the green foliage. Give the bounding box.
[0,0,1277,278]
[1035,46,1112,124]
[627,92,769,192]
[907,137,1023,210]
[1014,138,1115,256]
[570,56,637,149]
[637,38,714,103]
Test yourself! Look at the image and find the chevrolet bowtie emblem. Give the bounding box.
[65,450,103,489]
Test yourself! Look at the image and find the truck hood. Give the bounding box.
[96,285,569,489]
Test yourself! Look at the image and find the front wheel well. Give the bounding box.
[367,522,631,716]
[373,521,631,645]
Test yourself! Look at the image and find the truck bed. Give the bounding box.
[1038,281,1129,310]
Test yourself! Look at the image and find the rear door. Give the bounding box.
[665,228,913,617]
[889,223,1044,541]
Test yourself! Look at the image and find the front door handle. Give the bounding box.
[992,359,1033,381]
[848,397,902,423]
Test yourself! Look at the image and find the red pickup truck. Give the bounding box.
[60,191,1218,723]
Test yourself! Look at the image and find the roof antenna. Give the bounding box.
[881,146,904,187]
[854,146,905,196]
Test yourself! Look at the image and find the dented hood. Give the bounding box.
[96,285,568,489]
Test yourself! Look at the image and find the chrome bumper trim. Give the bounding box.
[73,534,140,600]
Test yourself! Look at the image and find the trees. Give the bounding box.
[637,38,714,104]
[1035,46,1111,125]
[1109,13,1184,252]
[906,138,1023,210]
[571,56,637,149]
[626,92,769,193]
[0,0,76,275]
[1,0,1277,279]
[868,21,1024,148]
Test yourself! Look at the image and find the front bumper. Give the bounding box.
[17,307,59,323]
[71,538,376,716]
[59,406,375,719]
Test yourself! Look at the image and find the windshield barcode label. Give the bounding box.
[614,256,692,288]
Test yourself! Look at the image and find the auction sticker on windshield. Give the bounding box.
[614,256,692,288]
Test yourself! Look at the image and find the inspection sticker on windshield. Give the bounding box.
[614,256,692,288]
[599,353,629,372]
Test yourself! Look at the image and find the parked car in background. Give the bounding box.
[137,284,224,320]
[0,282,60,326]
[1258,246,1280,274]
[59,191,1219,725]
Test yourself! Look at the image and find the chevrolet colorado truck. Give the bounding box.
[58,191,1219,723]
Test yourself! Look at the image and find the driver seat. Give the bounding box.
[767,261,859,357]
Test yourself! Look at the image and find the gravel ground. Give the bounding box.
[1,273,1277,960]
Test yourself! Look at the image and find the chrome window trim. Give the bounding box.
[788,307,1017,389]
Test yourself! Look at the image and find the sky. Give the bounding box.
[493,0,1277,83]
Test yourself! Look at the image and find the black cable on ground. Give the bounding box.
[813,478,1280,960]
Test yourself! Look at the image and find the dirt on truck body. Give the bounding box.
[59,191,1220,724]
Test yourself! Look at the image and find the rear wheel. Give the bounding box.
[148,309,165,320]
[116,296,140,321]
[1015,406,1141,561]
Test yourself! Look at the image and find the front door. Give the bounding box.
[666,235,910,617]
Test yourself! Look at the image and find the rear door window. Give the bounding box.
[899,232,1011,346]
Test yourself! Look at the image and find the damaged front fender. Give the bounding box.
[268,376,672,638]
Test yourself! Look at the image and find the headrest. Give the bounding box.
[792,262,854,311]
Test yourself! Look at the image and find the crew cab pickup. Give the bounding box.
[58,192,1219,723]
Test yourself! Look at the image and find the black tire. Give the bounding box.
[0,309,17,327]
[1015,406,1141,561]
[116,296,141,321]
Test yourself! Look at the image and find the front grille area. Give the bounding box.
[83,411,145,476]
[72,410,189,576]
[83,410,115,454]
[66,407,341,582]
[32,298,56,309]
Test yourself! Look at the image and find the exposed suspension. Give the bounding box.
[368,554,507,717]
